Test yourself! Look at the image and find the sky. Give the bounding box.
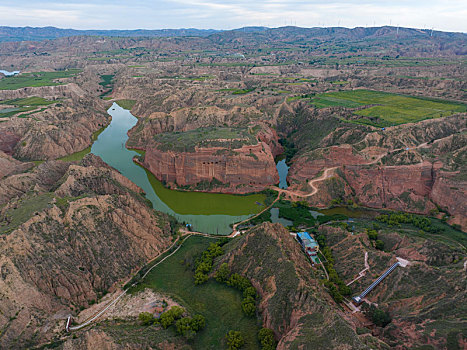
[1,0,466,32]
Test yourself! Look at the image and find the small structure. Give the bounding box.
[352,262,400,305]
[296,232,319,264]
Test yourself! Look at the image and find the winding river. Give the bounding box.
[91,103,264,235]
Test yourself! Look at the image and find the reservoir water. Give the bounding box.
[276,158,289,189]
[0,70,20,76]
[91,103,264,235]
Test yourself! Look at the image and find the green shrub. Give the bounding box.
[375,240,385,250]
[138,312,155,326]
[215,263,230,282]
[241,296,256,317]
[175,314,206,339]
[258,328,276,350]
[226,330,245,350]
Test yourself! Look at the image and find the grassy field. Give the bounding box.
[312,90,466,127]
[129,235,260,349]
[115,99,136,110]
[0,96,56,118]
[0,193,54,234]
[153,127,257,152]
[0,69,81,90]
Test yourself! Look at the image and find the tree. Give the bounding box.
[194,271,209,285]
[215,263,230,282]
[241,296,256,317]
[138,312,154,326]
[226,330,245,350]
[375,240,384,250]
[192,314,206,331]
[258,328,276,350]
[160,312,175,328]
[176,317,196,339]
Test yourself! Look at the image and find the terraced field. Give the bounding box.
[0,69,81,90]
[312,89,466,127]
[0,96,56,117]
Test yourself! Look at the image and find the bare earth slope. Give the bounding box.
[0,155,175,348]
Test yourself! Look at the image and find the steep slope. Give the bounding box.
[0,155,175,348]
[318,224,466,349]
[216,222,376,349]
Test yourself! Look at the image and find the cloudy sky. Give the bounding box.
[2,0,466,32]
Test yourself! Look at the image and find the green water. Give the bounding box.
[91,103,264,234]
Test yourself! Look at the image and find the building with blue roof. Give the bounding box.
[296,232,319,264]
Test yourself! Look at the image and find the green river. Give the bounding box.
[91,103,266,235]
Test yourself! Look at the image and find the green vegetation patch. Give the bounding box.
[153,127,257,152]
[115,99,137,110]
[311,90,466,127]
[0,69,81,90]
[0,96,56,107]
[0,96,57,118]
[129,235,260,349]
[0,193,54,234]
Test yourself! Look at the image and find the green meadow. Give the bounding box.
[115,99,137,110]
[129,235,260,349]
[0,96,56,118]
[311,89,466,127]
[0,69,81,90]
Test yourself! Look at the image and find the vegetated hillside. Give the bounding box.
[215,222,381,349]
[0,26,221,42]
[0,155,176,348]
[281,104,467,230]
[318,223,466,349]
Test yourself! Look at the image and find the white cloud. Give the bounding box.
[0,0,465,32]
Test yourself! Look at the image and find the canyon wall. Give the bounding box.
[0,155,175,348]
[143,142,279,193]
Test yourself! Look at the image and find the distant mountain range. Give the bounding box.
[0,25,464,43]
[0,26,222,42]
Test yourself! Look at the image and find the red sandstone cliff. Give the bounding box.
[143,141,279,193]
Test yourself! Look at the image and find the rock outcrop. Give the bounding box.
[0,155,175,348]
[142,141,279,193]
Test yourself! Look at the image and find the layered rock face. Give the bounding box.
[143,141,279,193]
[342,161,436,212]
[0,155,174,348]
[289,144,370,182]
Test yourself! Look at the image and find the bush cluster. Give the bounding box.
[361,302,392,327]
[159,306,185,328]
[317,234,351,303]
[258,328,277,350]
[377,212,442,233]
[175,314,206,339]
[366,229,384,250]
[194,242,225,285]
